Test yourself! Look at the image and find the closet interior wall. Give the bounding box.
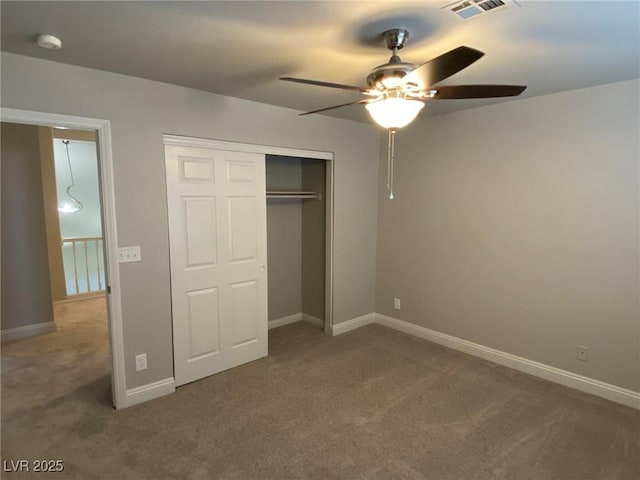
[266,155,326,328]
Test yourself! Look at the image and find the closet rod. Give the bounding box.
[266,191,321,200]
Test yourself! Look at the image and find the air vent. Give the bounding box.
[443,0,521,20]
[477,0,505,12]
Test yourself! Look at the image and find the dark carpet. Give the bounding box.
[2,298,638,479]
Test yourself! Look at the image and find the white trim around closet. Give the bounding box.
[162,134,336,334]
[163,135,333,160]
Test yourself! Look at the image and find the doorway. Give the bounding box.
[265,154,330,333]
[1,108,126,409]
[164,135,334,387]
[52,131,107,300]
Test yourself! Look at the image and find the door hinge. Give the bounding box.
[107,285,111,294]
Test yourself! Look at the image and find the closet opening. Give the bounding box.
[266,154,332,334]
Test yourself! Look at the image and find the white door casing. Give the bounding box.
[165,145,268,387]
[1,107,127,409]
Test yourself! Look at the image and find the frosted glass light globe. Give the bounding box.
[365,97,424,129]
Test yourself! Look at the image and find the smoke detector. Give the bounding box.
[443,0,522,20]
[36,34,62,49]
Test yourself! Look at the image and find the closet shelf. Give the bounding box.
[266,190,321,200]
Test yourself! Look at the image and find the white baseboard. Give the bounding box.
[375,313,640,409]
[301,313,324,328]
[1,321,57,342]
[268,313,303,330]
[124,377,175,408]
[269,313,325,330]
[331,313,376,336]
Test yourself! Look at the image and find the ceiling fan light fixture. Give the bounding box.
[365,97,424,129]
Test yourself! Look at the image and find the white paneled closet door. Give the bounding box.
[165,144,268,387]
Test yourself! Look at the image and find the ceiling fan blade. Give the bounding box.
[280,77,369,93]
[403,46,485,89]
[300,99,370,116]
[431,84,527,99]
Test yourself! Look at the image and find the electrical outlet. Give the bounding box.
[577,346,589,362]
[118,246,141,263]
[394,298,401,310]
[135,353,147,372]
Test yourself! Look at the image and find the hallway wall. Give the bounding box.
[1,122,55,332]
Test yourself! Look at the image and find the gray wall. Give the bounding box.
[301,158,326,321]
[266,156,302,321]
[1,122,55,331]
[1,52,379,389]
[376,79,640,391]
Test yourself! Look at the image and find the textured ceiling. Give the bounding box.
[1,1,639,123]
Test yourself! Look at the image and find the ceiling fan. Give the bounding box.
[281,29,526,199]
[281,28,527,129]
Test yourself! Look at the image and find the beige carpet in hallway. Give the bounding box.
[1,300,638,479]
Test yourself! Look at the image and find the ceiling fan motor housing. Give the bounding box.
[383,28,409,51]
[366,60,416,90]
[367,28,417,90]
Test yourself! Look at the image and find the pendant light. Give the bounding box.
[58,140,83,214]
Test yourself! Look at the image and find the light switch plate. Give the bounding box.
[118,246,141,263]
[135,353,147,372]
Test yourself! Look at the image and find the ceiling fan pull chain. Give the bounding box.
[388,128,396,200]
[386,128,392,193]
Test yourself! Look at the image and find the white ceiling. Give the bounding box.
[2,1,639,123]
